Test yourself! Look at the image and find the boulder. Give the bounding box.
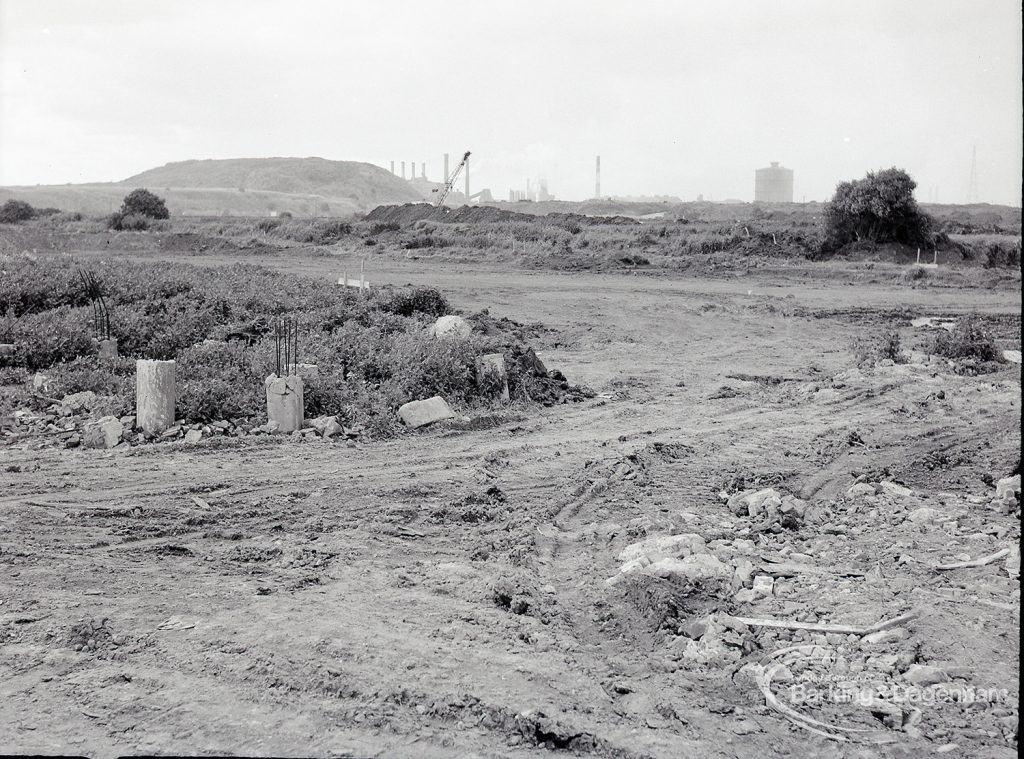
[847,482,877,498]
[879,481,913,498]
[643,553,732,585]
[398,396,456,428]
[995,475,1020,502]
[903,664,949,687]
[908,507,941,525]
[61,390,98,413]
[617,533,707,563]
[1002,350,1022,364]
[83,415,124,449]
[183,429,202,444]
[321,418,344,438]
[429,315,472,340]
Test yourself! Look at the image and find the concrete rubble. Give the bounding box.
[398,396,456,428]
[429,315,472,339]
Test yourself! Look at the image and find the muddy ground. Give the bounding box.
[1,249,1021,758]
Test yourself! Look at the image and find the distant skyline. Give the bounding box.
[1,0,1021,205]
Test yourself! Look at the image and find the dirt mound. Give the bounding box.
[363,204,642,228]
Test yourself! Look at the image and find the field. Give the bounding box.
[1,208,1021,758]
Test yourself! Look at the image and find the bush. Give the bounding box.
[851,330,906,368]
[377,287,450,318]
[119,188,170,220]
[930,315,1002,363]
[0,306,96,370]
[823,168,933,251]
[0,199,35,224]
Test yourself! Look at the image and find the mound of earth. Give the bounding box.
[364,203,642,227]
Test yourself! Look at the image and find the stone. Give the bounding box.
[309,415,337,433]
[321,418,344,438]
[904,664,949,687]
[862,626,909,645]
[183,429,202,444]
[847,482,877,498]
[995,474,1020,502]
[83,416,124,449]
[32,373,52,392]
[265,374,304,433]
[476,353,510,403]
[61,390,97,413]
[908,507,941,525]
[398,396,456,428]
[0,343,14,357]
[752,575,775,598]
[617,533,707,563]
[732,557,755,589]
[879,480,913,498]
[643,553,731,585]
[1002,349,1022,364]
[136,360,176,435]
[429,315,472,339]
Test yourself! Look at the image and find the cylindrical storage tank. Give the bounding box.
[754,162,794,203]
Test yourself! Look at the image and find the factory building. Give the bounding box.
[754,162,794,203]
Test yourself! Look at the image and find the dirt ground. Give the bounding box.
[1,249,1020,758]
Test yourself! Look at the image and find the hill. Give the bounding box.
[0,157,424,217]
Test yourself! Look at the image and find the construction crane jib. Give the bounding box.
[433,151,470,207]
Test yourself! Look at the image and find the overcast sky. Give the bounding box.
[1,0,1021,204]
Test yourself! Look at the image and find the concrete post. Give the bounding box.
[136,359,175,435]
[265,374,304,432]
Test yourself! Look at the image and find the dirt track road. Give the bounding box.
[2,256,1020,758]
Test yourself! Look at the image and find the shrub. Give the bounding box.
[930,315,1002,363]
[0,199,35,224]
[50,355,135,397]
[823,168,933,251]
[377,287,450,318]
[119,188,170,219]
[984,243,1021,269]
[0,306,96,370]
[851,330,906,368]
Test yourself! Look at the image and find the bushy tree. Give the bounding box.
[0,199,36,224]
[119,188,170,220]
[823,168,933,250]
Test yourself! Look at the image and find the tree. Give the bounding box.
[823,168,932,251]
[119,188,170,219]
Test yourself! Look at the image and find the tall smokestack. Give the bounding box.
[444,153,450,182]
[595,155,601,199]
[421,162,426,179]
[390,160,395,175]
[401,161,406,180]
[465,154,470,202]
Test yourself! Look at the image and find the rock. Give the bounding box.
[1002,349,1022,364]
[0,343,15,357]
[32,373,52,392]
[733,588,758,604]
[617,533,707,563]
[643,553,731,585]
[879,481,913,498]
[61,390,97,413]
[732,557,755,589]
[183,429,202,444]
[1005,544,1020,580]
[847,482,877,498]
[904,664,949,687]
[995,474,1020,503]
[908,507,941,525]
[398,396,456,428]
[309,415,338,433]
[726,488,782,518]
[752,575,774,598]
[82,416,124,449]
[429,315,472,339]
[322,418,344,438]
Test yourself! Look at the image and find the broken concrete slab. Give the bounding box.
[398,396,456,428]
[429,315,472,339]
[83,416,124,449]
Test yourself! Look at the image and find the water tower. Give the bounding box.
[754,162,794,203]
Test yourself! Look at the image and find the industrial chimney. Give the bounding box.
[401,161,406,180]
[390,160,395,175]
[595,155,601,199]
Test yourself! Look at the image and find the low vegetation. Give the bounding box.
[0,256,572,436]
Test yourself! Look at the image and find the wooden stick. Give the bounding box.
[727,610,918,637]
[933,548,1010,571]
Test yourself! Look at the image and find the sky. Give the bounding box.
[0,0,1021,204]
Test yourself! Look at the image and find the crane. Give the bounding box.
[432,151,470,207]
